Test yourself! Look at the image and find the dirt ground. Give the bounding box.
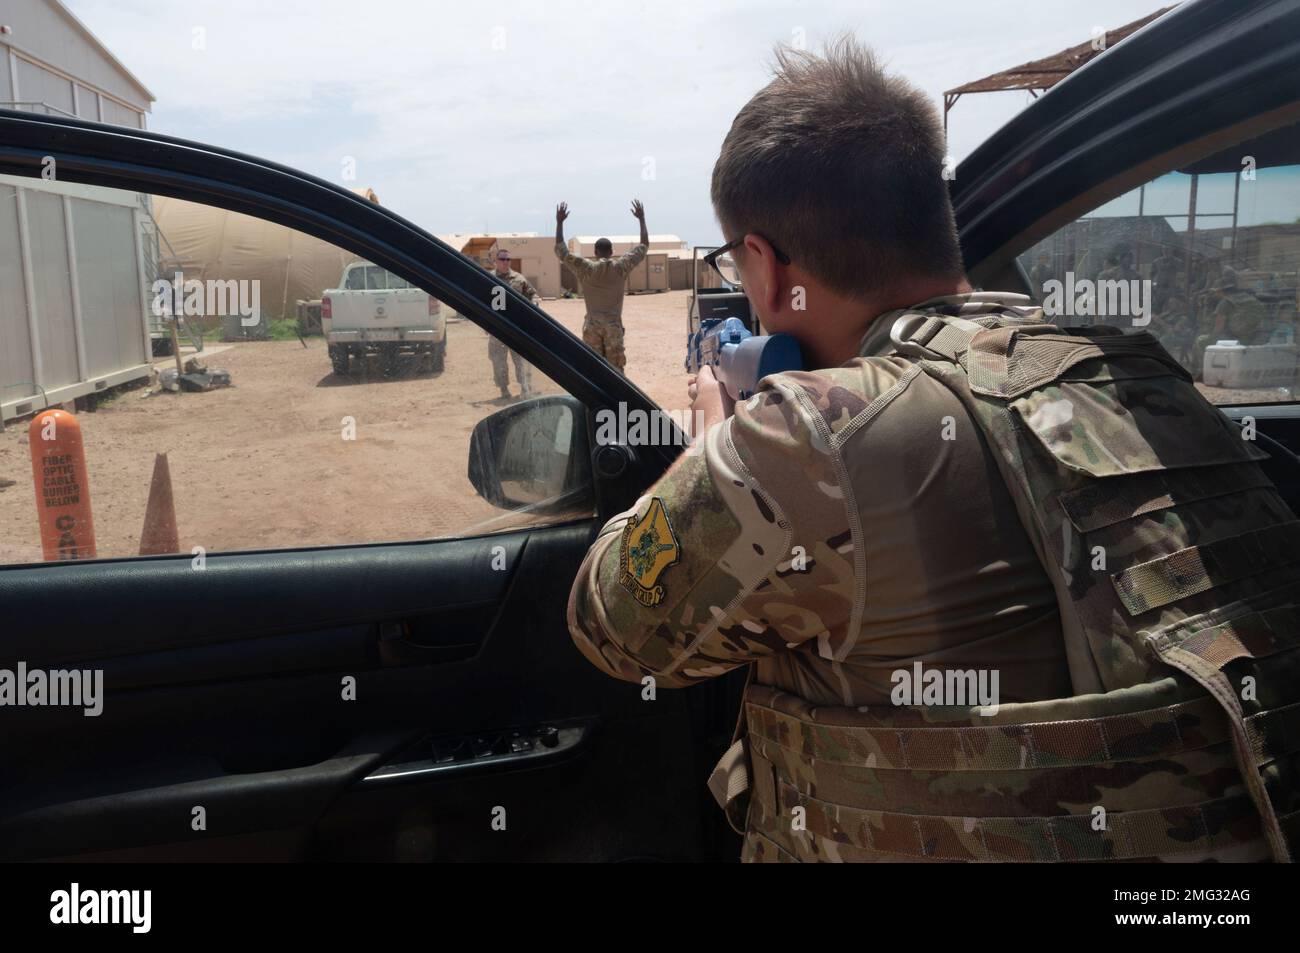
[0,287,1279,565]
[0,290,694,564]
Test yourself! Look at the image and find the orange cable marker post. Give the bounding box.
[28,409,97,561]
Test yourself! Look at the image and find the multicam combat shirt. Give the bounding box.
[567,292,1071,706]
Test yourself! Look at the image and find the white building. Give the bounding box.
[568,234,685,257]
[1,0,153,125]
[1,1,158,423]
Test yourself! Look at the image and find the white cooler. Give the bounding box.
[1202,340,1299,388]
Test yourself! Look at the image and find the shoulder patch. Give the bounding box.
[618,497,681,607]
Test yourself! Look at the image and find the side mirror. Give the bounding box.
[468,395,592,514]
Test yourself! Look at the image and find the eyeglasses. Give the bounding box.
[703,235,790,287]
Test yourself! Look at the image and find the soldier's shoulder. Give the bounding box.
[744,359,917,442]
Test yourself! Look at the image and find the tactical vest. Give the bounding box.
[725,312,1300,863]
[1224,291,1267,343]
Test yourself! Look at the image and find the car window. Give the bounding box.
[387,273,411,290]
[1017,118,1300,406]
[0,181,591,567]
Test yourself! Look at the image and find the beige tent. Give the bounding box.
[151,195,363,325]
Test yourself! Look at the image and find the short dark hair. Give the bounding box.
[710,36,963,298]
[595,238,613,256]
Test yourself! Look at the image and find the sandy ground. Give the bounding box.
[0,290,693,564]
[0,286,1279,564]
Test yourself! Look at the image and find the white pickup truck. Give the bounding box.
[322,262,446,375]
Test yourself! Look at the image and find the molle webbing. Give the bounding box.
[1113,522,1300,615]
[766,780,1259,862]
[743,686,1273,862]
[1165,604,1300,668]
[747,691,1231,771]
[889,313,1300,862]
[1059,463,1276,533]
[1146,600,1300,864]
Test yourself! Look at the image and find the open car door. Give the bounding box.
[950,0,1300,500]
[0,107,736,862]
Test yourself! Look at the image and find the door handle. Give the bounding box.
[375,619,478,666]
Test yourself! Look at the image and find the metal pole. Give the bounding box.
[1185,173,1199,319]
[1136,183,1146,272]
[170,319,184,379]
[1230,168,1241,266]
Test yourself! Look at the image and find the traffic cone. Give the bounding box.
[139,452,180,555]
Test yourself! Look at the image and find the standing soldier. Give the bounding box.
[1193,266,1268,374]
[1151,248,1181,313]
[488,247,538,399]
[566,37,1299,863]
[1028,253,1053,305]
[554,200,649,373]
[1216,267,1267,345]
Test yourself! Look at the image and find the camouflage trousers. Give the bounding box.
[582,315,626,371]
[487,336,531,392]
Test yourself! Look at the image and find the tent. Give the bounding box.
[150,195,365,326]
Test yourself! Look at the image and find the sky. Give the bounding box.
[67,0,1188,246]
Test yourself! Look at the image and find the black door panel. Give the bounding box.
[0,533,527,668]
[0,520,727,861]
[3,731,402,862]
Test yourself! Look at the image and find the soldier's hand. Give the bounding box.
[630,199,645,220]
[556,202,570,223]
[689,365,733,431]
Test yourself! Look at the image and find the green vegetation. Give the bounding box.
[266,318,302,341]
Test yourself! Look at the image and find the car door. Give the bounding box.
[950,0,1300,499]
[0,107,740,862]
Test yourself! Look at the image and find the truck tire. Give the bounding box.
[330,345,349,376]
[428,340,446,373]
[381,344,399,378]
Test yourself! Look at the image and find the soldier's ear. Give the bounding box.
[742,233,783,313]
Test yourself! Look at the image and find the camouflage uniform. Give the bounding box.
[555,241,647,371]
[569,292,1300,863]
[1028,260,1052,304]
[489,269,538,394]
[1151,252,1181,312]
[1219,289,1268,344]
[1193,288,1269,373]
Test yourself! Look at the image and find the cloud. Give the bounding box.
[68,0,1171,244]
